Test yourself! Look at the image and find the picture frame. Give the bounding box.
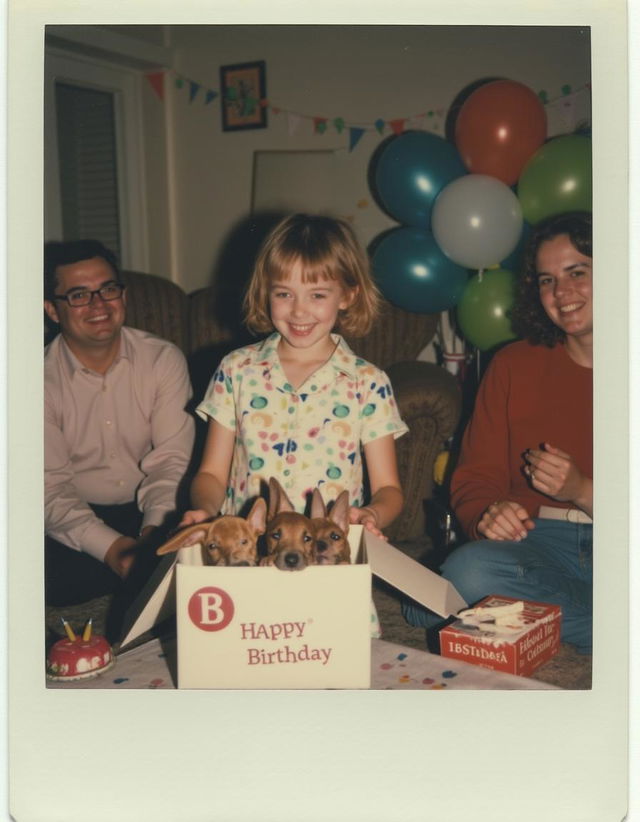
[220,60,267,131]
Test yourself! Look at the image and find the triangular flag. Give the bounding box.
[389,118,406,136]
[205,90,219,105]
[175,76,185,89]
[374,118,385,135]
[145,72,165,101]
[287,113,302,136]
[313,117,328,134]
[189,82,201,103]
[349,127,366,152]
[333,117,345,134]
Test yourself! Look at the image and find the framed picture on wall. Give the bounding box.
[220,60,267,131]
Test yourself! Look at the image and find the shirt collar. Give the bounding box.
[55,328,129,379]
[255,332,358,388]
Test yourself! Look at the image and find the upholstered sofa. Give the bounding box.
[58,268,462,542]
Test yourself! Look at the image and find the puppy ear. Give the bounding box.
[246,496,267,534]
[310,487,326,519]
[156,524,211,555]
[268,477,294,516]
[329,491,350,534]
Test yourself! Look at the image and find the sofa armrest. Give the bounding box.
[384,360,461,542]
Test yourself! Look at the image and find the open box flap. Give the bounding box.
[361,528,468,618]
[119,544,203,649]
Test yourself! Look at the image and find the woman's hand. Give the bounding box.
[178,508,212,528]
[349,505,388,540]
[477,500,535,541]
[525,442,592,514]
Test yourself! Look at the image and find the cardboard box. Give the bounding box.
[439,595,562,677]
[119,525,468,689]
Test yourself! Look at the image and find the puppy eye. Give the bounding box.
[207,542,218,550]
[271,530,281,540]
[303,533,312,542]
[331,532,340,541]
[240,538,248,545]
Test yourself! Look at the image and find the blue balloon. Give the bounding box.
[501,220,531,273]
[374,131,467,227]
[371,227,468,314]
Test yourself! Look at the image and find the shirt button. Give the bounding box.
[117,480,124,486]
[110,452,116,459]
[105,420,112,425]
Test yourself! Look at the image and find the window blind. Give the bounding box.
[55,82,122,260]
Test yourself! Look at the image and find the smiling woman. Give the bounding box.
[403,212,594,658]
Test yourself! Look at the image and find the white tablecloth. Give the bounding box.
[47,636,559,690]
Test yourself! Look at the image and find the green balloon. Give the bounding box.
[517,135,592,224]
[457,268,518,351]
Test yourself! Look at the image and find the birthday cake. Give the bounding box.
[46,624,115,681]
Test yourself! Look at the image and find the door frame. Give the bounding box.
[44,46,149,271]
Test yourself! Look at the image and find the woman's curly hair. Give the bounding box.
[510,211,592,346]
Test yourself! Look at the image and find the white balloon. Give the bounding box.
[432,174,523,269]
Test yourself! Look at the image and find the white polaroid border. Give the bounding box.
[6,2,631,821]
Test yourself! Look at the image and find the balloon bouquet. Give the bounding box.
[370,79,592,354]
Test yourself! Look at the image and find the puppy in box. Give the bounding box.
[260,478,316,571]
[310,488,351,565]
[155,497,267,566]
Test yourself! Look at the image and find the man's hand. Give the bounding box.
[477,500,535,541]
[104,536,138,578]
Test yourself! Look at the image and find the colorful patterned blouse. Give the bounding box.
[196,333,408,515]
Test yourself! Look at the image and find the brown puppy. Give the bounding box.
[310,488,351,565]
[261,478,316,571]
[156,497,267,566]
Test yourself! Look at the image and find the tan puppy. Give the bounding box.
[261,478,316,571]
[310,488,351,565]
[156,497,267,566]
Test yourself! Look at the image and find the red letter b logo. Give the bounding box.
[188,587,234,632]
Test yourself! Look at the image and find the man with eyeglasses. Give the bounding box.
[43,240,195,623]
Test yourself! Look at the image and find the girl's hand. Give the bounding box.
[525,443,591,509]
[477,500,535,541]
[349,505,388,541]
[178,508,212,528]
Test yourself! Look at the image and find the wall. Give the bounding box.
[145,24,591,293]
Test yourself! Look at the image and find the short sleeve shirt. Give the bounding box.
[196,333,408,514]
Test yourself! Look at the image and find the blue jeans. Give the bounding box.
[403,519,593,654]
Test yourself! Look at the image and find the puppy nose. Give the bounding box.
[234,561,251,567]
[284,552,301,568]
[316,541,327,552]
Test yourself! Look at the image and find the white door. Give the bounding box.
[44,47,148,270]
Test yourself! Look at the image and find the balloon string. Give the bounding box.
[478,268,484,283]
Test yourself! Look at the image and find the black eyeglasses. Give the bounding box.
[53,283,126,308]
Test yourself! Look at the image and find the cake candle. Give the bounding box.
[60,617,76,642]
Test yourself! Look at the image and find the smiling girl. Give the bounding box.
[181,214,407,536]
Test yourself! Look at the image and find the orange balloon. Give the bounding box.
[455,80,547,186]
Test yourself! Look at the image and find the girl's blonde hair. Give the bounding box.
[243,213,381,337]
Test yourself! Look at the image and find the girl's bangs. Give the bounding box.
[267,249,338,285]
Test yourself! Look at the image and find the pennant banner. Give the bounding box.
[146,69,591,153]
